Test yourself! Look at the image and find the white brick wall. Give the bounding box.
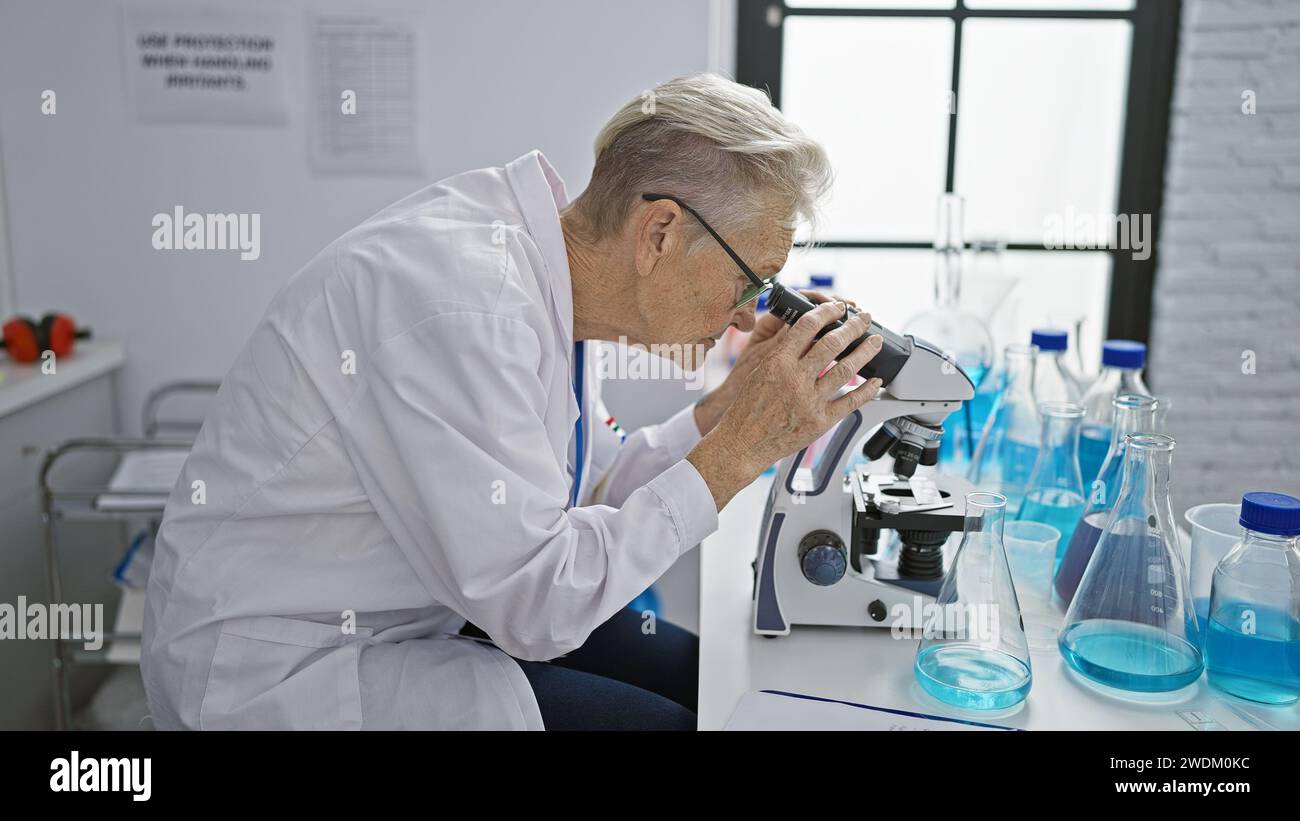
[1151,0,1300,516]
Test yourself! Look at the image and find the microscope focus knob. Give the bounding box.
[797,530,847,586]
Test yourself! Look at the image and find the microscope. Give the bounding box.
[752,285,977,635]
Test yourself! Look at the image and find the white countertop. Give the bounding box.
[697,477,1300,731]
[0,340,124,419]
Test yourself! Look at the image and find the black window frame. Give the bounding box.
[736,0,1181,346]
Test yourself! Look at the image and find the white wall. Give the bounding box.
[1150,0,1300,515]
[0,0,726,432]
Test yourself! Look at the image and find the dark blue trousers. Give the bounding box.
[461,607,698,731]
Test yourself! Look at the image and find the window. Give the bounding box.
[737,0,1180,372]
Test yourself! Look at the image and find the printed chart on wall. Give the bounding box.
[121,3,288,125]
[309,13,423,175]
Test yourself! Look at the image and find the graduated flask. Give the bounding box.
[1053,394,1160,605]
[1016,402,1086,570]
[1059,434,1202,693]
[914,492,1032,710]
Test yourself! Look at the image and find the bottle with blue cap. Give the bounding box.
[1204,492,1300,704]
[1029,329,1081,405]
[1078,340,1153,491]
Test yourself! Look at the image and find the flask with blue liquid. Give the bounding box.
[967,343,1039,516]
[1204,492,1300,705]
[1079,340,1152,491]
[914,492,1032,710]
[1016,402,1087,569]
[1053,394,1160,605]
[1058,433,1203,693]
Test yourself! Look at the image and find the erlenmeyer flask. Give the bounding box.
[914,492,1032,710]
[1059,434,1203,692]
[1053,395,1161,605]
[967,343,1039,516]
[1016,402,1086,571]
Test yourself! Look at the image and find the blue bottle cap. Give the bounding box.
[809,273,835,288]
[1102,339,1146,369]
[1239,492,1300,537]
[1030,328,1068,352]
[756,290,769,312]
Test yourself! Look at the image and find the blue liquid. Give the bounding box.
[915,644,1031,710]
[1190,596,1210,647]
[1079,424,1111,491]
[995,438,1038,516]
[1059,619,1204,692]
[1053,512,1105,604]
[1204,602,1300,704]
[1017,488,1085,566]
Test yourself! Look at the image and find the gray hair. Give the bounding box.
[567,73,832,252]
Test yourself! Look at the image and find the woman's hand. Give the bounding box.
[688,299,884,511]
[693,290,858,435]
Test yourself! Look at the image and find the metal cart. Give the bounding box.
[39,381,218,729]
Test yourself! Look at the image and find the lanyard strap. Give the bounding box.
[570,341,586,508]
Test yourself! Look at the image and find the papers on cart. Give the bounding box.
[94,448,189,511]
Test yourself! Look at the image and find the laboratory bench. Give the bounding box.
[696,478,1300,732]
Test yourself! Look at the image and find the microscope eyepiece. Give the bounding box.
[766,284,911,387]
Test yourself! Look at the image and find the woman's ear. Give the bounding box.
[634,200,681,279]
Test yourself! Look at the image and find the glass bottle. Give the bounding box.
[1029,329,1081,404]
[1079,340,1153,489]
[1016,402,1087,570]
[905,194,994,472]
[1204,492,1300,705]
[1053,395,1160,605]
[914,492,1032,710]
[1059,434,1202,692]
[967,343,1039,516]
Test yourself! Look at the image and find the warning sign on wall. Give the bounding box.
[122,4,288,126]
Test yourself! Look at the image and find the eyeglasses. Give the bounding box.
[640,193,775,310]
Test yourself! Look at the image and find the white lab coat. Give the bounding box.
[140,151,720,730]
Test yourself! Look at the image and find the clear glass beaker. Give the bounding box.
[1059,434,1203,693]
[1016,402,1086,571]
[1003,520,1062,652]
[1053,395,1161,605]
[914,492,1032,710]
[967,343,1039,516]
[1184,502,1242,639]
[1204,492,1300,705]
[906,194,994,472]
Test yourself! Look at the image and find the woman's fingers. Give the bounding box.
[803,310,873,374]
[829,375,883,417]
[784,299,849,355]
[817,333,884,394]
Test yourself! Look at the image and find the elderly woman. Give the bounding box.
[141,74,885,731]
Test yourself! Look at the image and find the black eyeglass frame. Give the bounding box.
[640,192,775,309]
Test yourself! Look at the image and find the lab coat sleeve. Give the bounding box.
[584,401,704,509]
[337,311,718,662]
